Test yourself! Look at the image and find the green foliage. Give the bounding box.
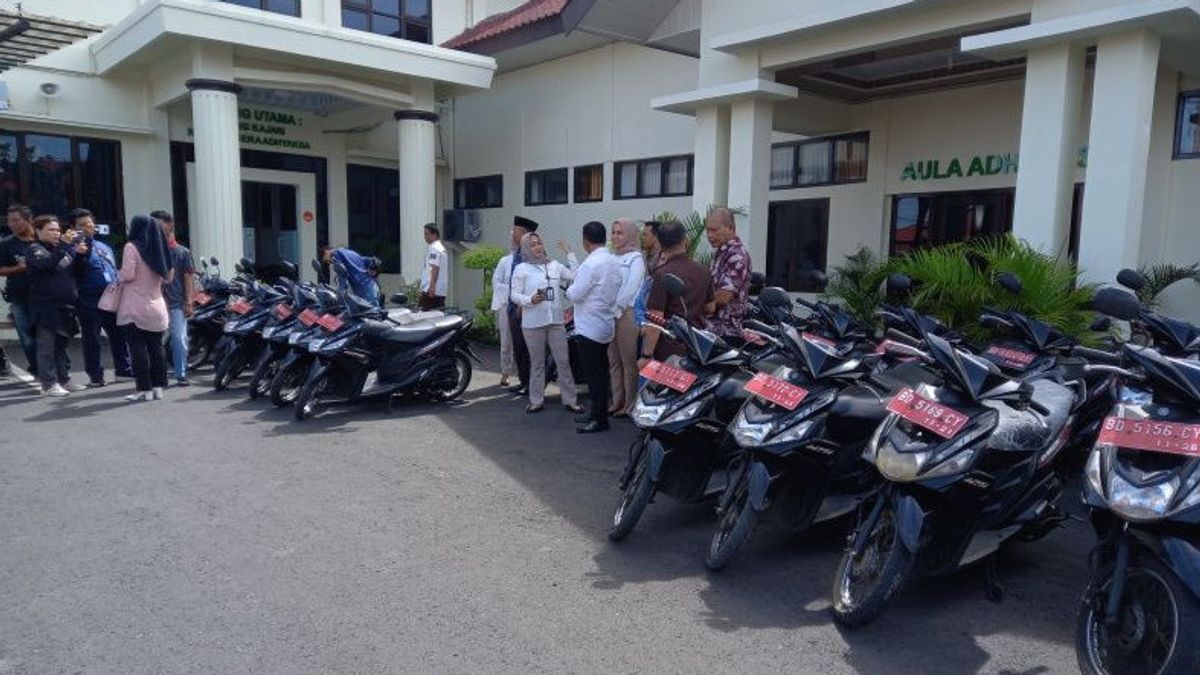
[461,244,507,345]
[1134,262,1200,309]
[822,235,1098,342]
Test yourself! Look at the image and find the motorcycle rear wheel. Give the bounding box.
[608,446,654,541]
[427,352,472,401]
[248,353,279,400]
[269,361,306,408]
[705,482,758,572]
[187,332,211,370]
[1077,556,1200,675]
[831,504,914,628]
[294,369,330,421]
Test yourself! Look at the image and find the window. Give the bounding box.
[574,164,603,203]
[1175,91,1200,159]
[525,168,568,206]
[222,0,301,15]
[342,0,431,44]
[766,199,829,292]
[347,164,400,273]
[770,132,869,189]
[889,189,1014,257]
[0,131,124,229]
[454,174,502,209]
[613,155,693,199]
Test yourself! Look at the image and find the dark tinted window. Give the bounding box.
[613,155,692,199]
[347,164,401,273]
[574,164,603,203]
[766,199,829,292]
[889,189,1014,257]
[223,0,300,16]
[525,168,568,206]
[0,131,124,231]
[341,0,431,43]
[454,175,503,209]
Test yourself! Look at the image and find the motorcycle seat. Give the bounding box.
[988,378,1073,453]
[363,315,465,344]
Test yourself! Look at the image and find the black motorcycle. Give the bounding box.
[831,315,1077,627]
[1072,285,1200,675]
[292,293,478,421]
[187,257,244,369]
[212,275,292,391]
[608,274,779,541]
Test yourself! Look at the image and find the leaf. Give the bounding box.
[1135,262,1200,309]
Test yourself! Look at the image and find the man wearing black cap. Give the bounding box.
[507,216,538,394]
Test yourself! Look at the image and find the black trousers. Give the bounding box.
[125,324,168,392]
[35,326,71,388]
[78,302,132,383]
[576,336,611,426]
[508,304,530,387]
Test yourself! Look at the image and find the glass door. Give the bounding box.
[242,180,298,280]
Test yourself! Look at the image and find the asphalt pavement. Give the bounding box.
[0,342,1089,674]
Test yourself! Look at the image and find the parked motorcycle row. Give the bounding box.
[186,256,479,421]
[612,269,1200,675]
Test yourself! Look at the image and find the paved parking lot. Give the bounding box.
[1,345,1088,674]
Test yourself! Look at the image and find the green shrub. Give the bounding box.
[462,244,507,345]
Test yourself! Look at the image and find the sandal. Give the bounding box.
[564,404,585,414]
[500,376,510,387]
[525,404,544,414]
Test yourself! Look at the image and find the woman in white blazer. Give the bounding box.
[491,249,515,386]
[509,232,581,414]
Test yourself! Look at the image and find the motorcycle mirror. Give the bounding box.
[885,273,912,296]
[209,257,219,267]
[240,258,255,274]
[748,272,766,296]
[389,293,408,307]
[200,258,208,270]
[1089,315,1112,332]
[1116,268,1146,292]
[311,259,322,275]
[799,268,828,292]
[996,272,1022,295]
[234,263,244,274]
[662,273,686,298]
[759,286,792,309]
[1092,287,1142,321]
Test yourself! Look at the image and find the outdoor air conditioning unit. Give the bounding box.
[443,209,482,243]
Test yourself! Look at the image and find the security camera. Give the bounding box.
[39,82,60,97]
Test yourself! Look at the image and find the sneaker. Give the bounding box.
[88,380,107,388]
[175,377,191,387]
[43,384,70,397]
[62,382,88,393]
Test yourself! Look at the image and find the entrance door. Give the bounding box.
[242,180,298,278]
[766,199,830,292]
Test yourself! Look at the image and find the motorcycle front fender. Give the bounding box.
[646,438,669,484]
[895,492,925,554]
[746,460,773,513]
[303,358,329,387]
[1132,530,1200,601]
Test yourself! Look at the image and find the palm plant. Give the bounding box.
[1134,262,1200,309]
[822,246,888,326]
[653,205,746,268]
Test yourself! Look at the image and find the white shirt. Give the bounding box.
[611,250,646,316]
[491,252,514,311]
[511,259,575,329]
[421,240,448,296]
[566,247,621,343]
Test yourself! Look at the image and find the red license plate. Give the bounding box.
[273,303,293,320]
[1097,416,1200,458]
[985,345,1036,370]
[887,388,971,439]
[229,299,251,315]
[639,360,697,393]
[317,314,344,332]
[298,309,319,327]
[744,372,808,410]
[742,328,767,346]
[194,291,212,306]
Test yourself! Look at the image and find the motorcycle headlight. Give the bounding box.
[223,320,240,333]
[732,408,772,447]
[876,410,995,482]
[1108,471,1176,522]
[319,335,352,352]
[289,332,305,345]
[876,441,929,482]
[262,326,279,339]
[632,398,667,427]
[665,399,706,424]
[308,338,325,352]
[631,374,719,428]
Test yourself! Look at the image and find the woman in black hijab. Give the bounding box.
[116,215,173,401]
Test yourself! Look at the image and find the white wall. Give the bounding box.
[451,42,699,304]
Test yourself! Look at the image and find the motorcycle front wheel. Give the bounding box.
[426,352,472,401]
[608,443,655,541]
[269,359,307,408]
[1077,555,1200,675]
[247,352,279,400]
[831,503,914,628]
[705,479,758,572]
[187,331,211,370]
[294,369,331,421]
[213,347,247,391]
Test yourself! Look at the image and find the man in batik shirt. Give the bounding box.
[704,206,752,345]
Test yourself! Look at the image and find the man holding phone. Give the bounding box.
[71,208,133,386]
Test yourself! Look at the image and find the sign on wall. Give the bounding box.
[187,106,313,151]
[900,147,1088,182]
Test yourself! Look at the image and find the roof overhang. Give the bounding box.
[650,78,797,115]
[0,10,103,72]
[91,0,496,90]
[962,0,1200,71]
[709,0,927,52]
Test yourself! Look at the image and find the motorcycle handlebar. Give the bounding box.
[1072,345,1123,366]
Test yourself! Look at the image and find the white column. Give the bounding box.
[1012,43,1085,256]
[726,98,773,266]
[692,105,730,213]
[396,109,439,286]
[1077,29,1161,284]
[186,79,243,269]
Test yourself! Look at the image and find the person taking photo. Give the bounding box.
[71,208,133,387]
[26,215,86,396]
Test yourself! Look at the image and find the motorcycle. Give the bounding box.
[212,262,298,391]
[831,280,1077,627]
[187,256,245,370]
[1071,283,1200,675]
[292,289,479,421]
[608,273,780,541]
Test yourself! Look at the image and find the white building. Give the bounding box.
[2,0,1199,317]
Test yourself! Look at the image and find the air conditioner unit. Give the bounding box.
[443,208,482,243]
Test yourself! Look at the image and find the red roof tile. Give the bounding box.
[442,0,569,50]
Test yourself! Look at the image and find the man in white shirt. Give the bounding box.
[420,223,448,310]
[566,221,622,433]
[491,247,515,387]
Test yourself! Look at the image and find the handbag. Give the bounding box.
[97,282,123,313]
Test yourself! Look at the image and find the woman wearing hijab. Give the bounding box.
[116,214,173,402]
[509,232,582,414]
[607,218,646,416]
[26,215,87,396]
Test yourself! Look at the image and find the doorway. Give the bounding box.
[242,180,298,278]
[766,198,830,292]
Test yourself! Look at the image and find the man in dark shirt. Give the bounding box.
[0,205,40,374]
[71,208,133,386]
[638,219,714,365]
[152,211,195,386]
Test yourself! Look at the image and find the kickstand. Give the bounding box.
[983,558,1006,604]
